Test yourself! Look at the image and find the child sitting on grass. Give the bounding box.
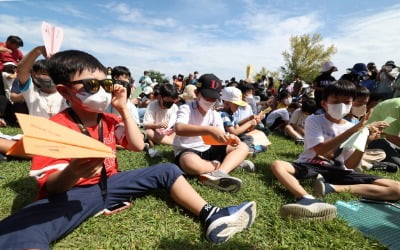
[173,74,252,192]
[270,79,399,221]
[284,99,317,145]
[219,86,256,171]
[0,51,257,248]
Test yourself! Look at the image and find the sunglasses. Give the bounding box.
[69,78,114,94]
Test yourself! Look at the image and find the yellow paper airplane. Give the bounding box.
[6,113,115,159]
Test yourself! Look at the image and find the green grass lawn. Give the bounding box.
[0,126,396,249]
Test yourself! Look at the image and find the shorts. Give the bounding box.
[292,161,381,185]
[174,145,227,166]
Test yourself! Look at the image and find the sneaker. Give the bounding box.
[205,201,256,243]
[280,197,337,221]
[313,174,335,197]
[238,160,255,172]
[295,138,304,145]
[371,162,398,173]
[199,170,242,192]
[148,148,163,158]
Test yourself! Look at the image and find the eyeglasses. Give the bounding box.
[69,78,114,94]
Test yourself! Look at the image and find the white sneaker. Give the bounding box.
[199,170,242,192]
[238,160,255,172]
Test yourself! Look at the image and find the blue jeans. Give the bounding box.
[0,163,183,249]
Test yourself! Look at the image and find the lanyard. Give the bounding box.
[67,108,108,203]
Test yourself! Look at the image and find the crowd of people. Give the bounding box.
[1,35,400,248]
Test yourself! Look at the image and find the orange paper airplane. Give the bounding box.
[6,113,115,159]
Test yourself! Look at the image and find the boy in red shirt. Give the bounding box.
[0,35,23,71]
[0,50,256,248]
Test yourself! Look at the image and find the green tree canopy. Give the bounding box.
[281,33,337,83]
[148,70,167,85]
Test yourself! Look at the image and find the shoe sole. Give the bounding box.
[206,201,257,243]
[313,174,326,198]
[199,175,242,192]
[313,180,325,198]
[280,203,337,221]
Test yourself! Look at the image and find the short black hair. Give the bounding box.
[288,102,300,110]
[32,59,48,74]
[301,99,317,114]
[47,50,106,85]
[159,84,178,99]
[322,80,356,101]
[6,35,23,47]
[277,90,291,101]
[355,85,370,100]
[111,66,131,79]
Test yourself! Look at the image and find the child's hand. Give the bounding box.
[356,111,372,130]
[367,125,382,143]
[368,121,389,131]
[158,121,168,129]
[111,84,127,112]
[227,134,240,147]
[67,158,105,179]
[209,126,229,144]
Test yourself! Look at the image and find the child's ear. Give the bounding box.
[56,85,72,100]
[321,99,327,111]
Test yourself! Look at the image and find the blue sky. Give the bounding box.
[1,0,400,81]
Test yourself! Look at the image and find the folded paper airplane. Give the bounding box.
[6,113,115,159]
[341,116,397,152]
[41,21,63,57]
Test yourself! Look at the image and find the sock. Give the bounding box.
[302,194,315,200]
[199,204,221,222]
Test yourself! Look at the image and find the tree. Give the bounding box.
[253,67,280,83]
[281,33,337,83]
[148,70,167,85]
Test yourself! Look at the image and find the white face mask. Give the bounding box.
[75,87,112,113]
[197,97,216,111]
[283,97,292,105]
[351,105,367,117]
[327,103,352,120]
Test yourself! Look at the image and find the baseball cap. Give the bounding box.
[351,63,368,76]
[221,87,247,107]
[321,61,338,72]
[196,73,222,99]
[385,60,397,68]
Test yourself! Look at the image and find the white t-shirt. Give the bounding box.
[173,101,224,156]
[233,104,253,123]
[2,72,15,101]
[19,77,68,118]
[265,108,289,127]
[296,114,355,167]
[289,108,308,128]
[143,100,178,126]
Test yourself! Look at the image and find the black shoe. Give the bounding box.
[371,162,398,173]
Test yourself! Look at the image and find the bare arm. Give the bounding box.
[10,93,25,103]
[17,46,47,86]
[46,158,105,194]
[112,84,144,151]
[228,120,257,135]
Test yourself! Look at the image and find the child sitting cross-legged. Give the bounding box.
[219,86,257,171]
[174,74,251,192]
[270,79,400,221]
